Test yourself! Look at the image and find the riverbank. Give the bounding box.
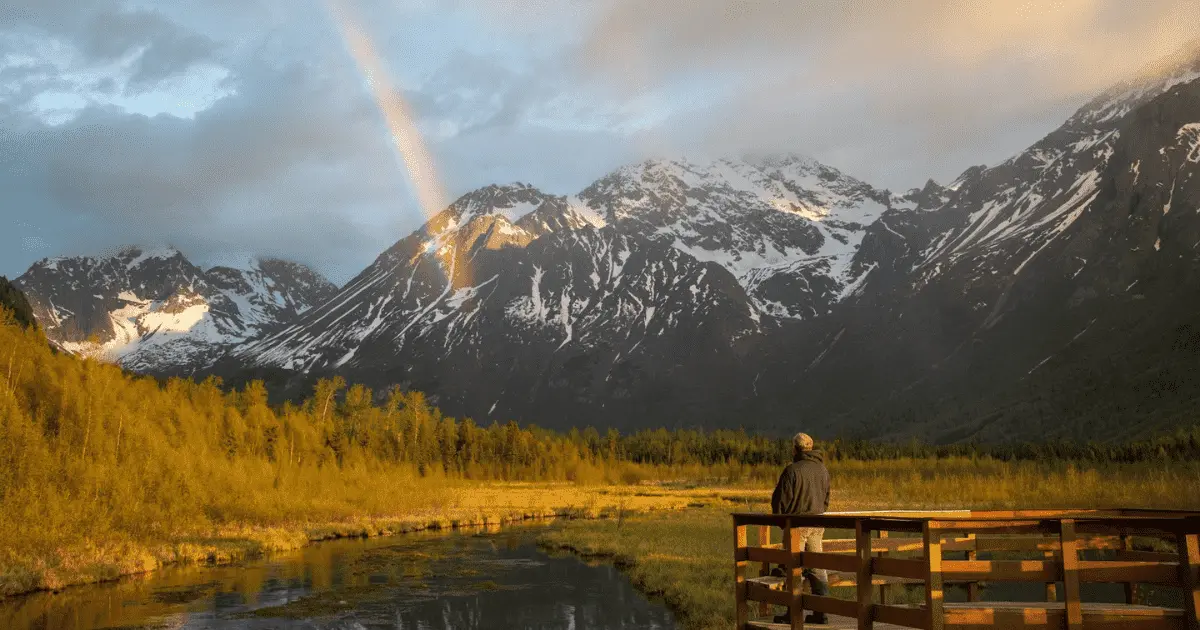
[539,460,1200,630]
[0,482,751,600]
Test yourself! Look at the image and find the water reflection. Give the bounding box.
[1,526,677,630]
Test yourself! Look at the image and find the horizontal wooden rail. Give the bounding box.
[1079,560,1182,585]
[941,602,1187,630]
[941,560,1060,582]
[873,556,928,580]
[744,580,790,607]
[804,593,859,618]
[874,603,930,629]
[741,546,791,565]
[734,509,1200,630]
[801,550,858,573]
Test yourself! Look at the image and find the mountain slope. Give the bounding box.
[748,44,1200,441]
[0,276,37,330]
[231,184,758,429]
[581,155,901,318]
[15,248,337,372]
[20,43,1200,441]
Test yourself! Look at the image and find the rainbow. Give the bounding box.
[324,0,470,286]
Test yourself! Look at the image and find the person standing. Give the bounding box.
[770,432,831,625]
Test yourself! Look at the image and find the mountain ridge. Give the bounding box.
[15,45,1200,440]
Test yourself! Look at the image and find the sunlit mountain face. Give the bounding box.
[15,247,337,374]
[15,43,1200,440]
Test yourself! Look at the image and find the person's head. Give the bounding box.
[792,432,814,457]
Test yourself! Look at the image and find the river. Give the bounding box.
[0,524,678,630]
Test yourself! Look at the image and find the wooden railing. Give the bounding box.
[733,509,1200,629]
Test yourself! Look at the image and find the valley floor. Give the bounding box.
[4,458,1197,608]
[539,460,1200,630]
[0,481,734,600]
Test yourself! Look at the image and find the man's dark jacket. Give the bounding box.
[771,450,830,515]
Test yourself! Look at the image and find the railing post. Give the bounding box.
[785,518,804,630]
[965,532,979,603]
[1178,530,1199,630]
[856,520,874,630]
[759,525,771,618]
[877,530,890,605]
[1120,534,1138,605]
[1060,519,1083,630]
[1044,548,1058,601]
[923,522,944,630]
[735,519,748,629]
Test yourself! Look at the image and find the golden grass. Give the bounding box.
[539,459,1200,630]
[0,480,704,599]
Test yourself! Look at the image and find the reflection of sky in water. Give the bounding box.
[0,527,676,630]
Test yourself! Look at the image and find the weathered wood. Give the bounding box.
[746,546,794,566]
[862,518,926,534]
[747,579,793,607]
[786,523,804,630]
[788,514,865,530]
[1043,550,1057,602]
[825,537,928,554]
[1179,532,1200,630]
[872,556,927,581]
[806,593,861,618]
[1060,519,1083,629]
[735,510,1200,630]
[937,534,1120,553]
[927,519,1057,534]
[1075,519,1190,536]
[1079,560,1181,585]
[877,530,892,606]
[750,571,917,590]
[963,533,979,603]
[874,604,929,629]
[802,551,860,573]
[1119,549,1179,563]
[737,522,749,629]
[760,525,773,618]
[735,513,796,527]
[940,560,1060,582]
[748,620,909,630]
[923,523,944,630]
[940,601,1187,630]
[857,521,874,630]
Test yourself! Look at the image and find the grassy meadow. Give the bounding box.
[0,312,699,597]
[540,459,1200,630]
[3,303,1200,624]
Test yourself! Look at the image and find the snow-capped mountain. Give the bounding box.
[19,41,1200,440]
[15,247,337,373]
[228,184,757,429]
[582,155,900,318]
[749,42,1200,441]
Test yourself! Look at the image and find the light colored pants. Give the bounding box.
[796,526,827,584]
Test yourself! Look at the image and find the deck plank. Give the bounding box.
[747,620,908,630]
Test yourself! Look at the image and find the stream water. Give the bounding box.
[0,525,679,630]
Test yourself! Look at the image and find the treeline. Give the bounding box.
[0,277,36,330]
[615,429,1200,466]
[818,434,1200,463]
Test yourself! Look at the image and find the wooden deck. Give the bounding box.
[746,603,1180,630]
[734,509,1200,629]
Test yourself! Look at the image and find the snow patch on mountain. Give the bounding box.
[16,248,336,372]
[577,154,898,318]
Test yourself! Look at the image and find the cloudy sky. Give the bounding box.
[3,0,1198,284]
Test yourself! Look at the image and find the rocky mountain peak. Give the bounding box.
[15,247,335,372]
[1068,40,1200,129]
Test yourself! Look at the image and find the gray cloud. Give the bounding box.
[570,0,1200,187]
[5,0,1200,285]
[3,1,220,92]
[0,50,413,283]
